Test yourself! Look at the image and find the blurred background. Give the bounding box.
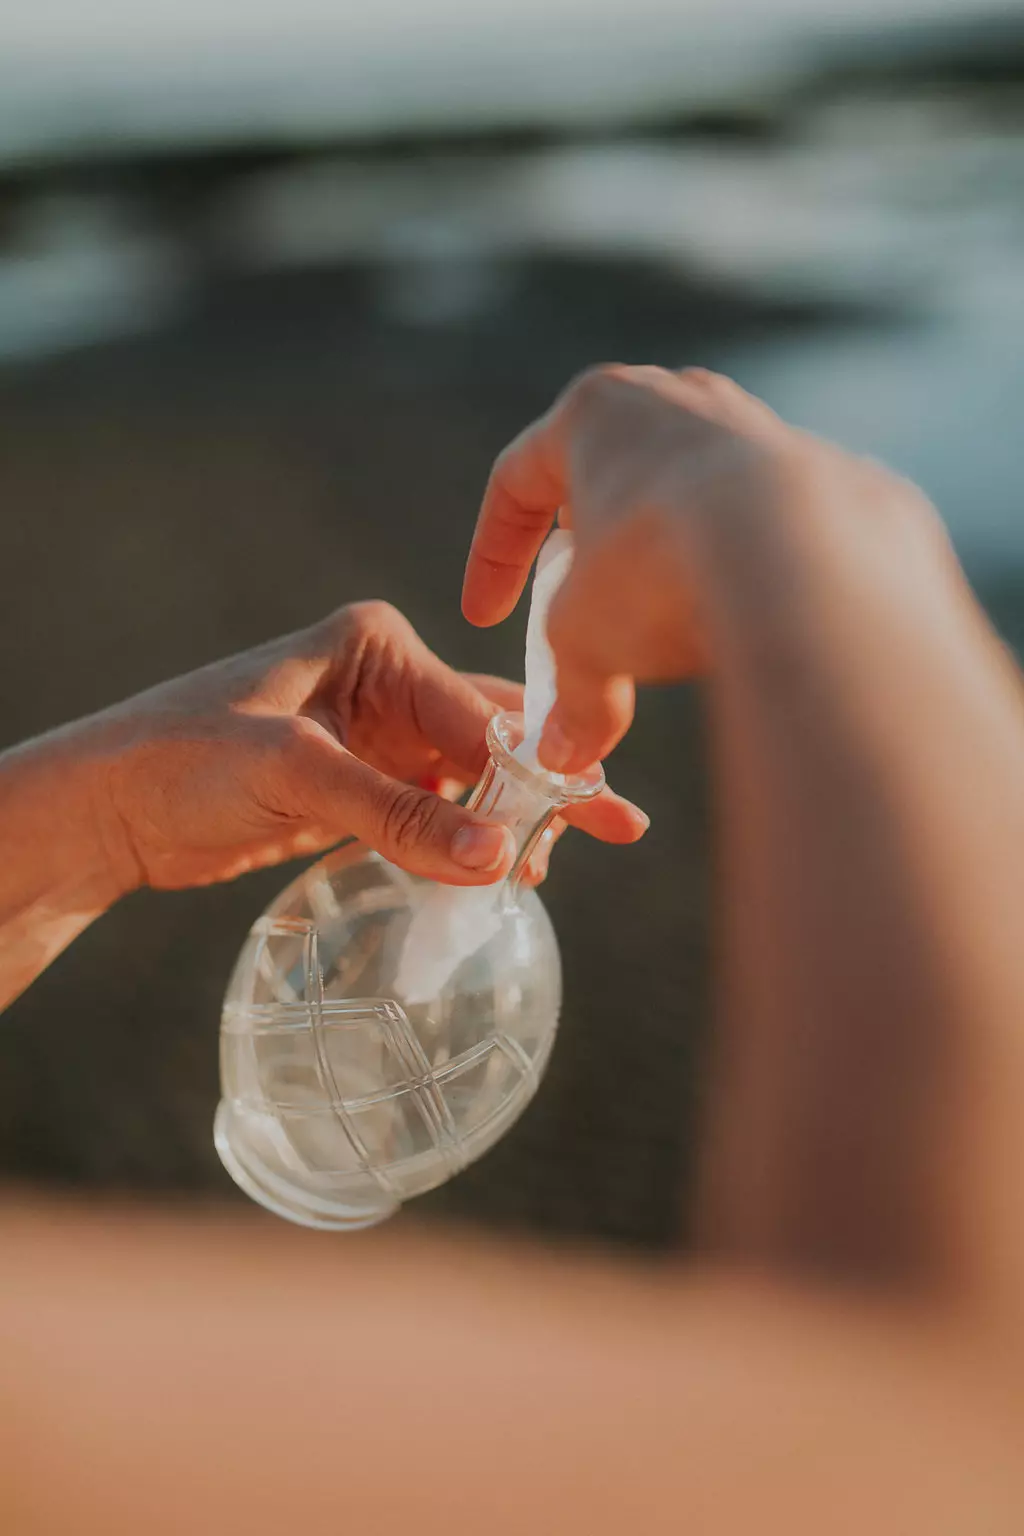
[1,0,1022,1251]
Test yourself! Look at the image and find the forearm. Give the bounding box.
[0,721,129,1010]
[2,1196,1018,1536]
[697,509,1024,1310]
[464,363,1024,1321]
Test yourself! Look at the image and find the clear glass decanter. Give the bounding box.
[214,711,604,1230]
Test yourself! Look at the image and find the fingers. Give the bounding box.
[534,502,706,772]
[563,784,648,843]
[462,365,784,631]
[291,723,515,885]
[402,643,502,784]
[461,674,524,713]
[521,785,650,887]
[540,557,640,770]
[426,751,648,848]
[520,824,561,887]
[322,603,501,784]
[539,675,636,777]
[461,669,646,839]
[417,773,466,802]
[462,404,570,627]
[460,364,693,627]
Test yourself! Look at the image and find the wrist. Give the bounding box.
[66,714,146,903]
[681,439,880,676]
[0,715,141,916]
[0,717,142,1009]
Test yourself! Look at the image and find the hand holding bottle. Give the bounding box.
[0,600,645,1011]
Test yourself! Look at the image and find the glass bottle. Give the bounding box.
[214,711,604,1230]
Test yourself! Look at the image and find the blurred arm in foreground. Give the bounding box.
[4,366,1024,1533]
[1,1195,1020,1534]
[466,365,1024,1314]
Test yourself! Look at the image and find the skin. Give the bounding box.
[0,598,645,1011]
[2,1197,1022,1536]
[4,366,1024,1530]
[466,365,1024,1307]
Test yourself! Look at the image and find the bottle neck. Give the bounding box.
[467,712,606,897]
[467,756,561,894]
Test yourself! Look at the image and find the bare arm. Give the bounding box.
[1,1195,1020,1536]
[699,446,1024,1304]
[0,726,125,1010]
[464,365,1024,1320]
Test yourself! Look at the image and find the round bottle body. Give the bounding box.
[216,842,562,1230]
[215,711,604,1231]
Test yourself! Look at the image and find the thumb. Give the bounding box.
[297,734,515,885]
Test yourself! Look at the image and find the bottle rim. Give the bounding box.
[485,711,605,805]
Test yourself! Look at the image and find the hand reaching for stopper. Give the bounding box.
[463,365,956,772]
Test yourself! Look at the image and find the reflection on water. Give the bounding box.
[1,88,1022,574]
[0,195,185,361]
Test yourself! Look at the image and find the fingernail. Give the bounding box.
[630,805,651,834]
[450,823,512,872]
[527,829,555,882]
[539,718,575,772]
[528,849,551,883]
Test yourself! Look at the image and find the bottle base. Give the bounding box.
[213,1101,399,1233]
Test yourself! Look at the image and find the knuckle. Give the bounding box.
[674,368,745,415]
[676,368,784,437]
[275,715,326,788]
[872,463,949,546]
[379,783,445,855]
[280,714,321,754]
[339,599,405,643]
[250,719,319,821]
[677,366,725,391]
[567,362,645,409]
[567,364,708,441]
[567,363,613,399]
